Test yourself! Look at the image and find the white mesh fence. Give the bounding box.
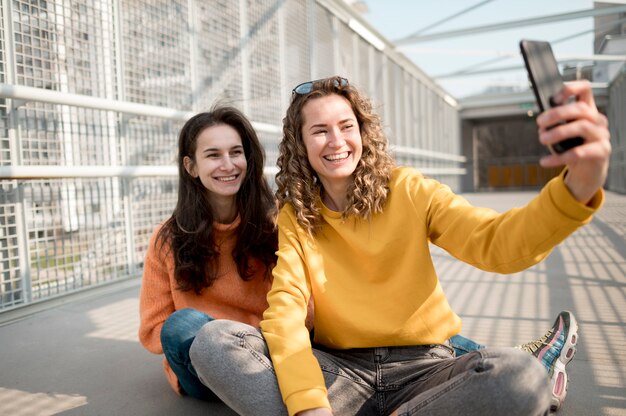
[0,0,464,311]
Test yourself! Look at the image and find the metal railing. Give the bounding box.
[0,82,464,179]
[0,83,464,316]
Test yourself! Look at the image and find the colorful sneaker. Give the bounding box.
[516,311,578,412]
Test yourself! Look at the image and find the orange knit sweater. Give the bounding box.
[138,216,272,394]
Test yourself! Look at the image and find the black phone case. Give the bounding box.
[519,39,584,154]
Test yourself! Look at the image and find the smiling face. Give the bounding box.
[301,94,362,192]
[184,123,247,209]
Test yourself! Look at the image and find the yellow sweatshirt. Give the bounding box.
[261,166,603,415]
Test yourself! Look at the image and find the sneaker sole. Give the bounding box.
[557,312,578,368]
[550,359,568,412]
[550,312,579,412]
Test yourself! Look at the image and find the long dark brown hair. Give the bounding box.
[157,107,277,294]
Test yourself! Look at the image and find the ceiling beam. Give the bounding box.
[435,55,626,78]
[394,5,626,45]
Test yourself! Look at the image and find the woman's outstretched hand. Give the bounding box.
[536,80,611,204]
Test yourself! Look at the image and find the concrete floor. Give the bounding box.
[0,190,625,416]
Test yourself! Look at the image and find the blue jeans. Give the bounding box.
[162,309,482,402]
[450,334,485,356]
[160,308,218,401]
[190,320,550,415]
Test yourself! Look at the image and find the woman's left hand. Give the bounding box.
[536,80,611,204]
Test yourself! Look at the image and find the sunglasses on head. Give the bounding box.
[292,77,349,95]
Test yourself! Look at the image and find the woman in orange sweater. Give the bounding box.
[138,107,277,399]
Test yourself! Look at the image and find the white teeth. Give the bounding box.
[325,152,348,161]
[216,175,237,182]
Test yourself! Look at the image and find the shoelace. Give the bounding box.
[516,328,555,354]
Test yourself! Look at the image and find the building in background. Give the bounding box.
[457,1,625,193]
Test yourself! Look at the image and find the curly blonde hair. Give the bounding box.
[275,76,395,236]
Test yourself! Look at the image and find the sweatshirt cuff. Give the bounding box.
[285,388,331,416]
[548,170,604,222]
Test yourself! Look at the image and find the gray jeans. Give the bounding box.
[189,320,550,416]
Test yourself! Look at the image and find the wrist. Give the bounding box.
[563,174,597,206]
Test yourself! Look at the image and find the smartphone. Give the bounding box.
[519,39,584,154]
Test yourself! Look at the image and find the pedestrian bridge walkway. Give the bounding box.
[0,190,624,416]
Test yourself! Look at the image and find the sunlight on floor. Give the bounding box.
[0,388,87,416]
[86,297,139,342]
[603,404,626,416]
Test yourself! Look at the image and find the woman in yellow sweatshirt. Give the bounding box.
[267,77,608,416]
[190,77,610,415]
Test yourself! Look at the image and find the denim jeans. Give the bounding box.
[160,308,219,401]
[190,320,550,416]
[450,334,485,356]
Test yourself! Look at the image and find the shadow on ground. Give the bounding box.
[0,191,624,416]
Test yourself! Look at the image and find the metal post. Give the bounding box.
[239,0,250,115]
[332,13,340,76]
[112,0,135,276]
[308,0,316,80]
[277,0,288,112]
[2,0,32,304]
[187,0,199,112]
